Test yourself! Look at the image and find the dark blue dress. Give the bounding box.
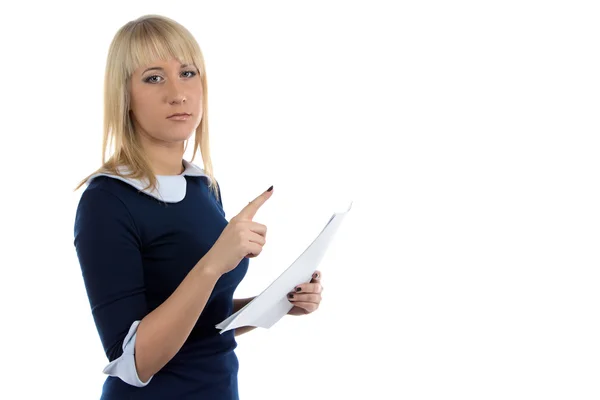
[74,164,248,399]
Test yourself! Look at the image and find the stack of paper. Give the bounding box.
[216,201,353,333]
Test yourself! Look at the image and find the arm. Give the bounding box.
[134,260,219,381]
[217,185,257,338]
[217,185,262,338]
[74,187,221,385]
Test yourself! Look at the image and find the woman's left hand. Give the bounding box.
[287,271,323,316]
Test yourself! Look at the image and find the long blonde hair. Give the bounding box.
[75,14,219,202]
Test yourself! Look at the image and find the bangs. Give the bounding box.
[122,17,205,78]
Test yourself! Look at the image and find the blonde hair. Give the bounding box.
[75,14,219,202]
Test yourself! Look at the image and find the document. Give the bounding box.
[216,201,353,333]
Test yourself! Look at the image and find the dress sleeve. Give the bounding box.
[73,186,152,387]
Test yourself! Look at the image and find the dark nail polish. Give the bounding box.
[267,185,273,192]
[288,293,294,299]
[295,287,301,292]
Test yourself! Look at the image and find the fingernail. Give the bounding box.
[313,273,319,279]
[267,185,273,192]
[288,293,294,299]
[295,287,301,292]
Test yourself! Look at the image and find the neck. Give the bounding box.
[139,138,186,176]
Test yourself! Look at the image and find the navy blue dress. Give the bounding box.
[74,167,248,399]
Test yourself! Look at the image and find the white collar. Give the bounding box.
[87,159,212,203]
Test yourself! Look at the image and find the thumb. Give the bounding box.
[237,185,273,220]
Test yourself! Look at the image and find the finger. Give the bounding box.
[294,283,323,294]
[247,221,267,237]
[248,231,266,246]
[288,293,321,303]
[237,186,273,220]
[288,301,319,313]
[244,242,263,258]
[311,271,321,282]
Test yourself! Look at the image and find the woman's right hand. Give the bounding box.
[201,186,274,276]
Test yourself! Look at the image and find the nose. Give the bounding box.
[166,80,186,104]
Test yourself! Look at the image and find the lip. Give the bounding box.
[167,113,191,120]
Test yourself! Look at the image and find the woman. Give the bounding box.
[73,14,323,399]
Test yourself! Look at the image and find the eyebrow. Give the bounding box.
[142,64,192,74]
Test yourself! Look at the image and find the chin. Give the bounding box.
[163,128,197,143]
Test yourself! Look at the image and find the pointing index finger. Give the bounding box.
[238,186,273,220]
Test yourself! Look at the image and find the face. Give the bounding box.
[128,58,203,145]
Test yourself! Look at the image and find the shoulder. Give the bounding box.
[77,177,130,209]
[74,180,143,251]
[75,176,139,229]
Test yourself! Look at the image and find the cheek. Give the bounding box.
[131,97,160,124]
[197,97,205,122]
[191,92,204,124]
[192,83,204,111]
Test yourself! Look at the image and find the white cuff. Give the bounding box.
[102,321,153,387]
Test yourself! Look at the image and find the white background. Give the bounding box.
[0,1,599,399]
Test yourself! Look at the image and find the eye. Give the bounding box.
[182,70,197,78]
[144,75,162,84]
[143,71,197,84]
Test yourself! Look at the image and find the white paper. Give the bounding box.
[216,201,353,333]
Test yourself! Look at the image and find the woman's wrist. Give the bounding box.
[194,256,223,280]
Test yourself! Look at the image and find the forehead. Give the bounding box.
[125,40,197,77]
